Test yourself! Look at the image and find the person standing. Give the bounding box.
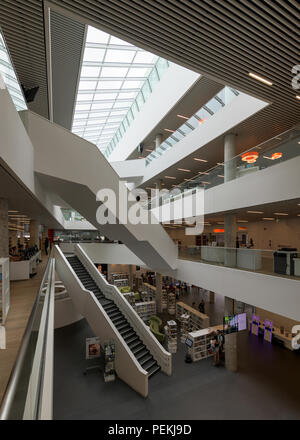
[44,236,49,255]
[198,299,205,314]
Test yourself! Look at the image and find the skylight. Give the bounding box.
[0,30,27,111]
[72,26,159,151]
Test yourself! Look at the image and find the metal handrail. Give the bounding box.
[0,251,53,420]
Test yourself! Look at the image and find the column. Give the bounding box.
[224,296,238,372]
[224,133,236,183]
[128,265,134,290]
[155,133,163,149]
[0,198,9,258]
[209,291,215,304]
[224,213,236,267]
[29,220,40,249]
[156,273,163,313]
[224,133,237,267]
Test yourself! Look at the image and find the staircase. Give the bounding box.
[67,255,161,379]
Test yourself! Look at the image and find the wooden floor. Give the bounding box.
[0,256,48,403]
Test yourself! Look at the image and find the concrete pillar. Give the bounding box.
[128,265,134,290]
[209,291,215,304]
[29,220,40,249]
[107,264,112,283]
[224,214,236,267]
[0,198,9,258]
[224,296,238,372]
[156,273,163,313]
[224,296,234,315]
[225,332,238,372]
[224,133,236,183]
[155,133,163,149]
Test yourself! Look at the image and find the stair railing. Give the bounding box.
[75,244,172,376]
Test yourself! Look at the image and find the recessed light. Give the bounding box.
[237,220,248,223]
[164,176,176,179]
[217,222,224,225]
[247,210,264,214]
[177,114,189,120]
[263,156,273,160]
[201,181,211,185]
[296,96,300,101]
[248,72,273,86]
[263,218,275,221]
[145,149,153,152]
[274,212,288,216]
[164,128,175,133]
[198,172,210,175]
[217,175,224,178]
[184,178,192,181]
[217,162,224,166]
[8,210,18,213]
[297,214,300,217]
[194,158,208,162]
[177,168,191,172]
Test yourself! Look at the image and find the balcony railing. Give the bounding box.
[178,245,300,279]
[144,126,300,210]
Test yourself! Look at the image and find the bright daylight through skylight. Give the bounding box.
[72,26,159,152]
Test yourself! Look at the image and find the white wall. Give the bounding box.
[175,259,300,322]
[142,92,268,184]
[111,159,145,181]
[79,243,144,265]
[108,63,201,162]
[205,154,300,215]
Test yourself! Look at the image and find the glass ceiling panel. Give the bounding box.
[0,30,27,112]
[72,25,158,151]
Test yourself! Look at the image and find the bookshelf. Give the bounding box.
[166,320,177,353]
[122,292,135,307]
[167,292,176,315]
[188,325,223,362]
[176,301,210,331]
[113,278,129,288]
[112,273,128,282]
[179,313,190,343]
[0,258,10,324]
[134,301,156,323]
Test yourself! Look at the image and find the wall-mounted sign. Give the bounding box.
[86,336,101,360]
[251,314,260,336]
[264,320,273,343]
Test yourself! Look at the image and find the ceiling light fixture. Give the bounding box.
[248,72,273,86]
[217,175,224,178]
[263,217,275,220]
[194,158,208,162]
[237,220,248,223]
[177,114,189,120]
[271,152,282,160]
[145,149,153,152]
[164,128,175,133]
[247,210,264,214]
[296,96,300,101]
[198,172,210,175]
[164,176,176,179]
[274,212,288,216]
[241,151,259,164]
[177,168,191,172]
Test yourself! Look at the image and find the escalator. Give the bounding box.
[66,255,161,378]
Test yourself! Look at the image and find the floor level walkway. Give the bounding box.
[0,255,48,403]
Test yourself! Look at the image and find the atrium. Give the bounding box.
[0,0,299,424]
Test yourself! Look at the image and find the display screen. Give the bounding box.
[224,313,247,333]
[237,313,247,331]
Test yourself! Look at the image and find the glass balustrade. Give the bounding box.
[178,245,300,279]
[145,126,300,210]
